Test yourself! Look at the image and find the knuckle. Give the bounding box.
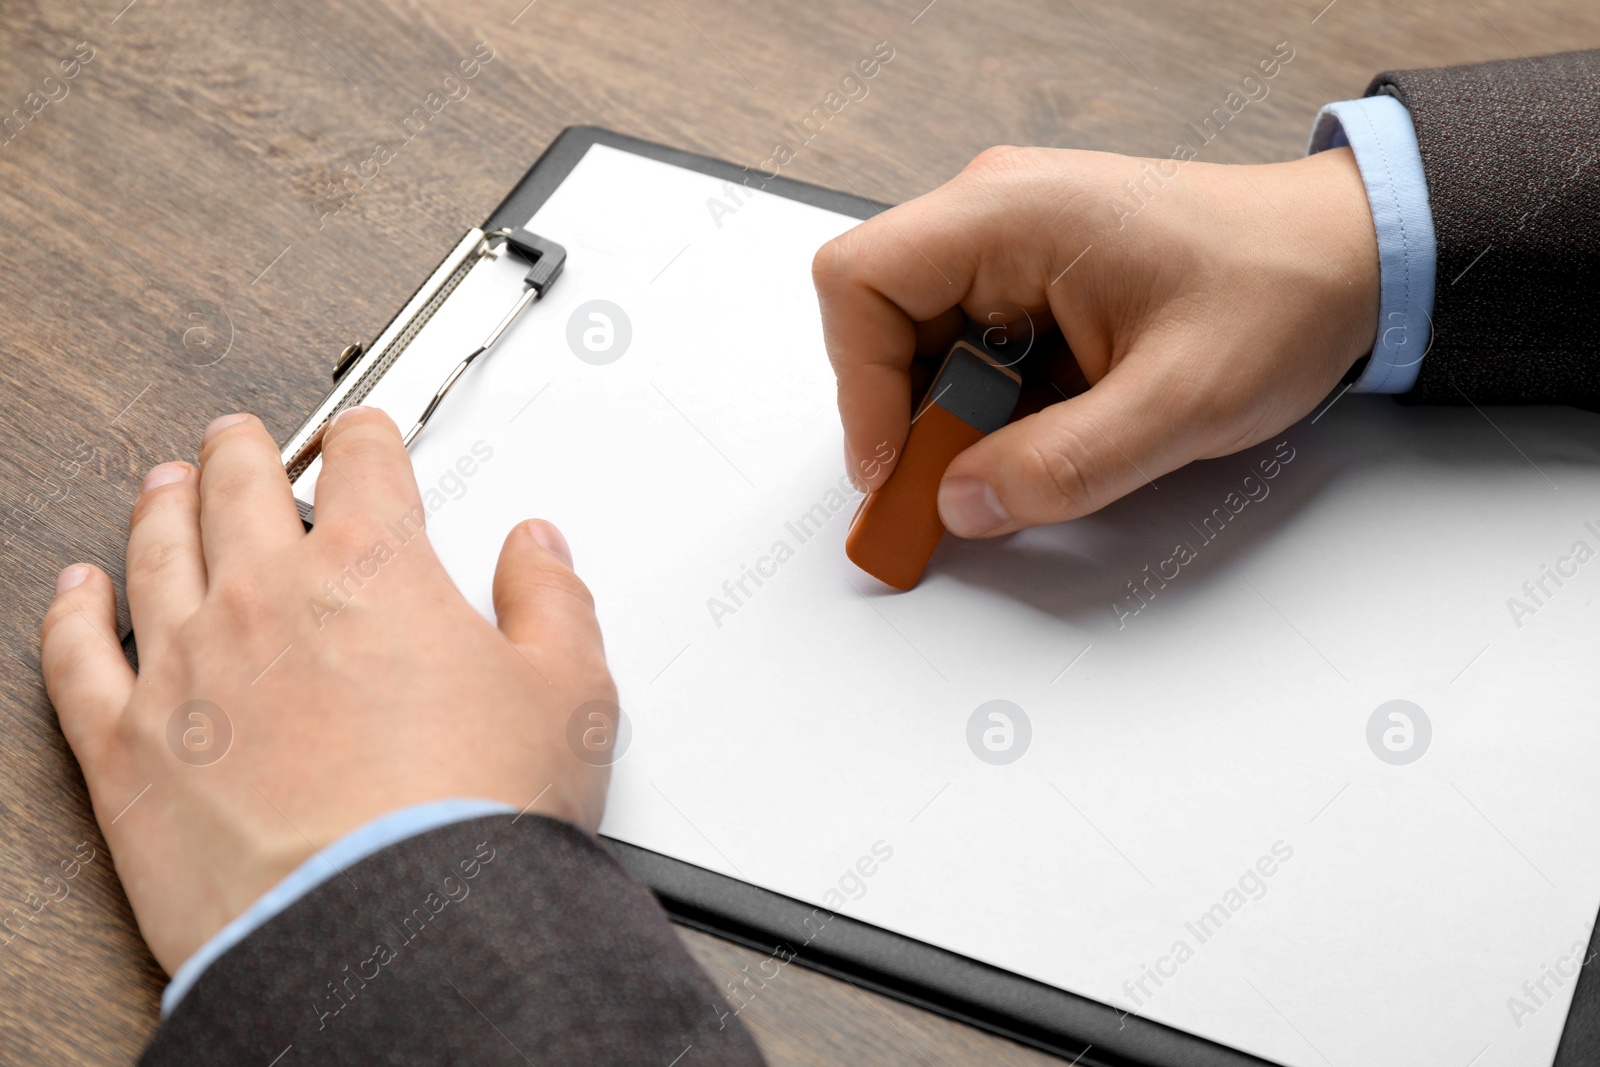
[532,564,598,616]
[1026,427,1097,515]
[316,512,383,557]
[128,492,169,532]
[811,234,851,291]
[110,702,158,757]
[39,604,85,663]
[964,144,1027,177]
[39,573,103,649]
[204,463,276,510]
[126,536,185,589]
[39,597,73,647]
[333,429,395,469]
[318,435,396,483]
[206,571,278,631]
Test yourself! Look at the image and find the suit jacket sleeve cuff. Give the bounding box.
[142,812,764,1065]
[1308,94,1437,394]
[160,798,515,1016]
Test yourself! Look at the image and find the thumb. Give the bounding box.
[492,520,606,665]
[937,367,1179,535]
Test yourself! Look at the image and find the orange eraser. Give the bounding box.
[845,340,1021,590]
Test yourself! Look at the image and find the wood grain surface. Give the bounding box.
[1,0,1595,1062]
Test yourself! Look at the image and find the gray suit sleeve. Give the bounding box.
[139,814,766,1066]
[1368,49,1600,411]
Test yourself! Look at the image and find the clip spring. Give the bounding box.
[402,227,566,447]
[279,225,567,486]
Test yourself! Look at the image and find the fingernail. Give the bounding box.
[203,413,249,444]
[938,477,1011,537]
[525,520,573,567]
[55,565,89,596]
[332,405,370,428]
[141,463,189,492]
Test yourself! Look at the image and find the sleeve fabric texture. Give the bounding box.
[1369,49,1600,411]
[160,798,516,1015]
[140,814,766,1066]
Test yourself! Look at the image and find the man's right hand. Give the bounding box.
[812,144,1380,536]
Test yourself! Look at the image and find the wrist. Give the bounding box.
[1275,146,1382,382]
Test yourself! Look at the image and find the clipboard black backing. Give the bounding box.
[121,124,1600,1066]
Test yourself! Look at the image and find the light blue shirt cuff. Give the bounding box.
[160,797,516,1017]
[1308,94,1437,394]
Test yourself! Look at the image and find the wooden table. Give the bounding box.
[1,0,1594,1061]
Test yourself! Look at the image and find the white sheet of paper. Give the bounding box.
[295,143,1600,1067]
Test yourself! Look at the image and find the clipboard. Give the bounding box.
[123,127,1600,1067]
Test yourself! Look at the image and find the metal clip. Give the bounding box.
[333,343,364,381]
[400,228,566,448]
[279,226,568,485]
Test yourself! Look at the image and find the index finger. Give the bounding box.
[311,407,425,532]
[811,149,1061,490]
